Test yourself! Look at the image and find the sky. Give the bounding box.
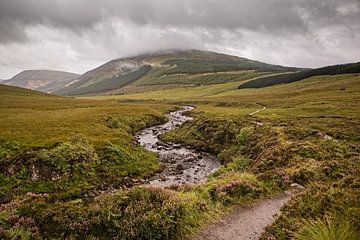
[0,0,359,79]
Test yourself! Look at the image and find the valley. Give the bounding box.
[0,51,359,240]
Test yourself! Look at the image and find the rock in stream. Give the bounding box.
[136,106,221,187]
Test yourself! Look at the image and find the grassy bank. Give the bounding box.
[118,73,360,239]
[1,72,359,239]
[0,84,276,239]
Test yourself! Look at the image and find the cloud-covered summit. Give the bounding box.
[1,0,359,78]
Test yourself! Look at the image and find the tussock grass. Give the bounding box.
[1,72,359,239]
[293,217,358,240]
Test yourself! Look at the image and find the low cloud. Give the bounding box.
[0,0,359,78]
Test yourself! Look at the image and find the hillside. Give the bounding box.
[1,72,359,239]
[54,50,300,96]
[2,70,80,92]
[0,83,52,98]
[238,62,360,89]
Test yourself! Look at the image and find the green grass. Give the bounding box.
[105,73,360,239]
[293,218,359,240]
[0,83,173,204]
[0,84,171,151]
[58,65,152,96]
[93,79,245,100]
[134,70,268,86]
[55,50,299,96]
[159,50,299,75]
[1,72,359,239]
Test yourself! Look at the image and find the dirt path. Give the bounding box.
[249,105,266,116]
[193,193,292,240]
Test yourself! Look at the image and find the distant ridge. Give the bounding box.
[3,70,80,92]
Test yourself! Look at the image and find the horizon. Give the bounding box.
[0,1,359,238]
[2,48,360,80]
[1,0,359,79]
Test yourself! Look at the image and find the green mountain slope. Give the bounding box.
[238,62,360,89]
[55,65,151,96]
[54,50,300,96]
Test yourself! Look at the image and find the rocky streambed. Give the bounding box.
[136,106,221,187]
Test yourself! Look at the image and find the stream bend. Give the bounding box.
[136,106,221,187]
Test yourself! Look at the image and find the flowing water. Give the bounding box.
[136,106,221,187]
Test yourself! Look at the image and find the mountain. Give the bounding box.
[238,62,360,89]
[0,83,44,95]
[54,50,301,96]
[3,70,80,92]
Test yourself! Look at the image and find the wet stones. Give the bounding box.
[135,106,221,187]
[176,164,184,171]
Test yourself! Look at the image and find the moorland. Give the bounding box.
[0,50,359,239]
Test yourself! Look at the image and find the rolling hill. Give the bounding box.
[2,70,80,92]
[238,62,360,89]
[53,50,300,96]
[1,71,359,239]
[0,82,52,98]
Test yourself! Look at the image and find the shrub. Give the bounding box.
[319,138,345,159]
[285,160,321,185]
[36,136,98,176]
[0,200,40,240]
[0,140,21,160]
[205,173,266,204]
[98,187,189,239]
[210,156,250,178]
[106,116,121,129]
[236,126,254,145]
[102,143,131,164]
[23,187,211,240]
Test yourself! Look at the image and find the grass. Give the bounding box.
[293,218,359,240]
[0,72,359,239]
[238,62,360,89]
[56,50,299,96]
[0,83,174,207]
[57,65,152,96]
[135,70,268,86]
[0,84,171,152]
[90,79,245,101]
[110,73,360,239]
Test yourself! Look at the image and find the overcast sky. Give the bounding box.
[1,0,359,79]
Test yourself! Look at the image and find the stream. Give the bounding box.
[135,106,221,187]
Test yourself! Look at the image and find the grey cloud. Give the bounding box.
[0,20,28,43]
[3,0,359,43]
[0,0,359,78]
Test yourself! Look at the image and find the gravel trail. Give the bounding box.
[193,193,293,240]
